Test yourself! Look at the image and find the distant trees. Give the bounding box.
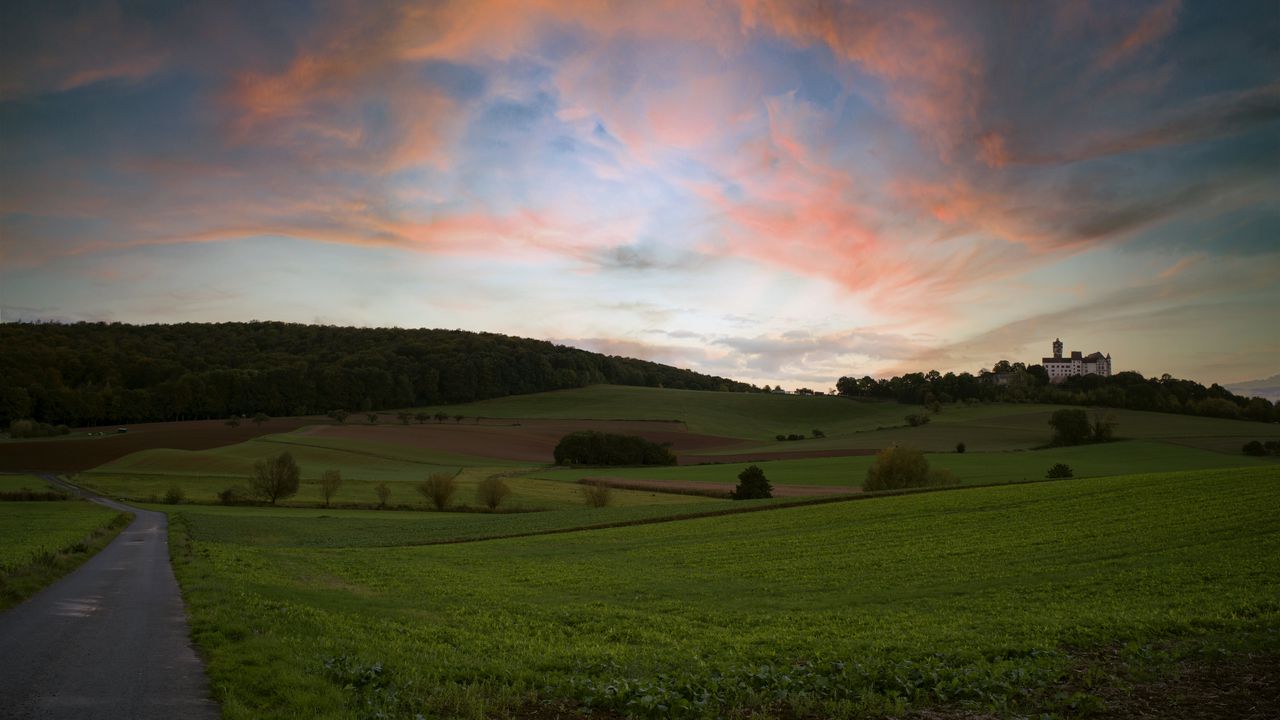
[319,469,343,508]
[835,367,1274,424]
[433,412,448,423]
[1242,440,1280,457]
[328,409,348,424]
[397,411,412,425]
[553,431,676,466]
[1049,409,1117,445]
[0,321,755,428]
[225,415,241,427]
[1048,409,1091,445]
[250,452,300,504]
[414,412,430,424]
[374,482,391,509]
[731,465,772,500]
[252,412,270,427]
[418,472,458,510]
[6,419,69,438]
[476,476,512,510]
[366,413,378,425]
[863,446,957,492]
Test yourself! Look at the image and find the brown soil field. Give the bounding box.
[679,448,880,465]
[308,419,745,464]
[0,417,323,472]
[581,476,860,498]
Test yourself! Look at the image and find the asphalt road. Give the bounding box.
[0,479,220,720]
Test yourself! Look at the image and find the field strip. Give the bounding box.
[380,476,1071,547]
[253,435,468,467]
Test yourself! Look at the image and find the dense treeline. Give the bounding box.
[552,431,677,466]
[0,321,755,427]
[837,363,1277,423]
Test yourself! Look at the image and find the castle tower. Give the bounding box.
[1052,338,1063,359]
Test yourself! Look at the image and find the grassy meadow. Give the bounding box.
[169,466,1280,719]
[0,492,132,609]
[12,385,1277,716]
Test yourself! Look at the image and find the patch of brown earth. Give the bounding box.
[581,476,860,498]
[0,417,323,472]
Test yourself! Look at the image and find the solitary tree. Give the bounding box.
[731,465,772,500]
[1046,463,1074,478]
[253,411,270,427]
[366,412,378,425]
[319,469,343,508]
[374,482,391,509]
[250,451,300,504]
[329,409,348,424]
[418,472,458,510]
[475,476,512,511]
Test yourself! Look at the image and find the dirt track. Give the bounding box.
[583,476,861,498]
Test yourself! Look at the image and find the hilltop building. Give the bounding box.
[1043,338,1111,383]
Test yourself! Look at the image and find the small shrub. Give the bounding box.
[581,480,612,508]
[787,433,803,441]
[775,434,786,441]
[731,465,772,500]
[217,486,251,505]
[475,476,512,511]
[417,472,457,510]
[905,413,931,427]
[955,442,966,454]
[225,415,241,427]
[1242,440,1267,457]
[812,429,825,438]
[1046,463,1074,479]
[1266,440,1280,456]
[374,482,391,509]
[367,413,379,425]
[163,485,185,505]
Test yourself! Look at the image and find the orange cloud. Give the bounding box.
[1097,0,1181,69]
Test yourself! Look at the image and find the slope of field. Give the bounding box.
[409,385,907,439]
[171,467,1280,719]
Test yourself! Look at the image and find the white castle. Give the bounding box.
[1043,338,1112,384]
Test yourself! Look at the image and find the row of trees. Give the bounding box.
[553,431,677,466]
[837,365,1276,423]
[0,321,757,427]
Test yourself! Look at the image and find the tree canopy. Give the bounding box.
[0,321,755,427]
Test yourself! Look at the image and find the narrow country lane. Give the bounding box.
[0,478,219,720]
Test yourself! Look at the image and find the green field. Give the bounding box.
[171,466,1280,719]
[0,497,131,609]
[535,440,1279,489]
[409,385,909,440]
[78,465,722,512]
[0,474,57,493]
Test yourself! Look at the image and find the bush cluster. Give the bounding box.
[1048,409,1116,446]
[863,446,957,491]
[553,431,676,466]
[1046,463,1074,479]
[7,419,70,439]
[1242,440,1280,457]
[905,413,931,427]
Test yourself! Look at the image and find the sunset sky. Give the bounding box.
[2,0,1277,388]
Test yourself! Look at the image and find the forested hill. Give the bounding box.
[0,322,755,427]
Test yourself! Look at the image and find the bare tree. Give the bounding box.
[250,452,300,504]
[418,472,458,510]
[319,469,343,508]
[476,476,511,511]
